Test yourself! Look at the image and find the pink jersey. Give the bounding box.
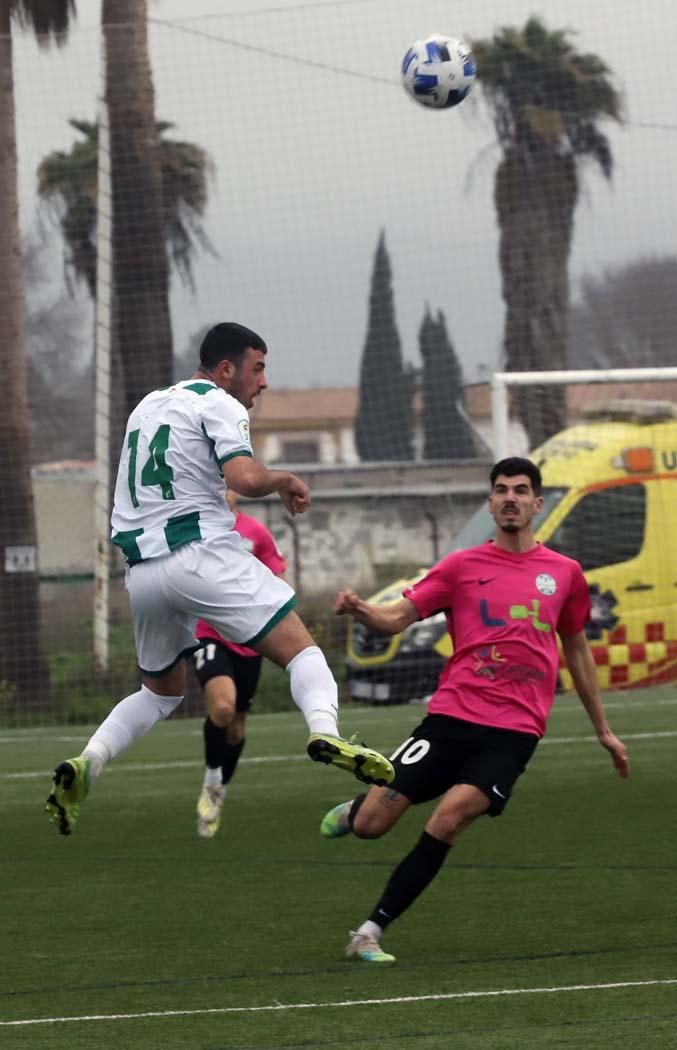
[196,512,286,657]
[403,542,590,737]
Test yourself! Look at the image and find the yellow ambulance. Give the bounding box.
[346,401,677,701]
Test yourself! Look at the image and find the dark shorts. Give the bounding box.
[193,639,262,712]
[389,714,539,817]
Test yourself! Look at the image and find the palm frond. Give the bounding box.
[472,15,622,170]
[36,118,214,293]
[11,0,75,44]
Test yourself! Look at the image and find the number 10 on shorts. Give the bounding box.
[390,737,431,765]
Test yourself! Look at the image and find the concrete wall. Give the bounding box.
[33,466,98,578]
[252,490,485,594]
[32,460,490,593]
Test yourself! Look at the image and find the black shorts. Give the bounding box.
[389,714,539,817]
[193,639,262,712]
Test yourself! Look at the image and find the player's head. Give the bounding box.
[488,457,543,534]
[198,322,268,408]
[490,457,542,495]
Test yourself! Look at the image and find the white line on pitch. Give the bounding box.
[2,755,303,779]
[1,976,676,1027]
[3,729,677,781]
[1,694,675,745]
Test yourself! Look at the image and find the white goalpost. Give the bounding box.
[491,367,677,456]
[93,34,113,672]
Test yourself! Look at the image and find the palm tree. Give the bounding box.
[102,0,174,423]
[472,17,622,447]
[37,119,213,299]
[0,0,76,710]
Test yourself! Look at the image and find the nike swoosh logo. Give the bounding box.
[491,784,506,799]
[478,578,495,585]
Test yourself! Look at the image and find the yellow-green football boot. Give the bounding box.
[45,756,90,836]
[307,734,394,787]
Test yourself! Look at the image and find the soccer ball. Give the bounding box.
[401,34,477,109]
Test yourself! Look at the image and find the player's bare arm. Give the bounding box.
[333,591,418,635]
[223,456,310,515]
[560,630,629,779]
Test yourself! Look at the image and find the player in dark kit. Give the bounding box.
[194,490,287,838]
[321,457,629,964]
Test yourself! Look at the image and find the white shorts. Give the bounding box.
[126,534,296,675]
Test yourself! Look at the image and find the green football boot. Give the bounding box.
[45,756,90,836]
[320,800,353,838]
[307,734,394,786]
[345,931,396,965]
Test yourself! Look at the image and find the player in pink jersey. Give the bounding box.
[321,457,629,965]
[194,489,287,838]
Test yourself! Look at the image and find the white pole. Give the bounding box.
[94,31,112,672]
[490,366,677,459]
[492,367,677,386]
[491,372,509,456]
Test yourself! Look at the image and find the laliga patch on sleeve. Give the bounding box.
[238,419,250,444]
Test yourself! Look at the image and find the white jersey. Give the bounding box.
[111,380,252,564]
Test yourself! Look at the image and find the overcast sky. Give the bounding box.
[12,0,677,389]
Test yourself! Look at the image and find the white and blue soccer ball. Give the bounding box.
[401,34,477,109]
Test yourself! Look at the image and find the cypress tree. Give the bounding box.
[420,307,477,459]
[355,231,414,461]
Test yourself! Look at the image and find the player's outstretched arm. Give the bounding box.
[333,590,418,636]
[560,631,629,779]
[223,457,310,515]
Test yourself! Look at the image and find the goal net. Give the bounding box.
[348,369,677,705]
[2,2,676,724]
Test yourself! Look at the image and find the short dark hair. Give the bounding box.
[199,322,267,369]
[490,457,542,495]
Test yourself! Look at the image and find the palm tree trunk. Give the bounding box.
[102,0,172,432]
[496,149,577,448]
[0,7,49,708]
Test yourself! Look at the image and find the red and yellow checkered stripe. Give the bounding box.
[560,622,677,690]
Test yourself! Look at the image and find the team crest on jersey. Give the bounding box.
[238,419,250,443]
[535,573,557,596]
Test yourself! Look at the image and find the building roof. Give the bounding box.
[252,381,677,430]
[250,387,430,429]
[463,380,677,419]
[250,388,358,426]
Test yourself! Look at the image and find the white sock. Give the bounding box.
[203,767,221,787]
[357,919,383,940]
[285,645,339,736]
[82,685,183,780]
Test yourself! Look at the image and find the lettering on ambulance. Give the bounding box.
[660,450,677,470]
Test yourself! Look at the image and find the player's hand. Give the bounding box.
[599,730,629,778]
[334,589,362,616]
[280,475,310,516]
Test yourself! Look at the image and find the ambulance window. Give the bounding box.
[546,483,646,571]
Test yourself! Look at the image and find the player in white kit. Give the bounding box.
[46,322,393,835]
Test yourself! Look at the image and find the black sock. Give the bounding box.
[368,831,451,929]
[348,794,367,829]
[221,738,245,785]
[203,717,226,770]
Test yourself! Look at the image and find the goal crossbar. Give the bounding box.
[491,367,677,456]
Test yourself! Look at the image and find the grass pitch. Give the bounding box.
[2,687,676,1049]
